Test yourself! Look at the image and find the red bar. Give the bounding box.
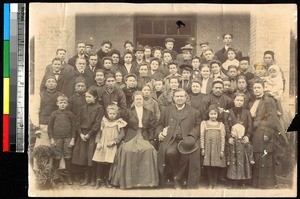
[3,114,10,152]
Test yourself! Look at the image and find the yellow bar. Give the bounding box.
[3,78,10,114]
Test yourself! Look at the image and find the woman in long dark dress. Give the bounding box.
[110,91,159,189]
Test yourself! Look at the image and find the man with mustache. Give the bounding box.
[68,42,89,69]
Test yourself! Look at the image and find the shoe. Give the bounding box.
[105,180,112,188]
[66,175,74,185]
[174,180,182,189]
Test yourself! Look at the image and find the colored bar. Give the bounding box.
[4,41,10,77]
[3,115,10,152]
[4,78,10,114]
[4,4,10,40]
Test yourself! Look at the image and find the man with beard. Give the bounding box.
[68,42,89,68]
[63,58,95,97]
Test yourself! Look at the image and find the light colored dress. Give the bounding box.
[200,121,226,167]
[92,117,127,163]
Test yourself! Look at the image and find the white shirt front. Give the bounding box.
[125,63,132,73]
[135,106,143,128]
[201,78,209,94]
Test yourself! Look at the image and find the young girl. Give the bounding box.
[200,104,226,188]
[224,93,255,188]
[92,105,127,188]
[72,87,103,186]
[115,70,126,90]
[136,63,154,90]
[222,47,239,74]
[148,58,164,80]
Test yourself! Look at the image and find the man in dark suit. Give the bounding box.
[199,42,218,63]
[85,54,99,75]
[156,89,201,189]
[68,41,89,68]
[132,45,145,69]
[164,38,178,60]
[85,42,93,57]
[40,57,70,94]
[215,33,243,63]
[44,48,74,75]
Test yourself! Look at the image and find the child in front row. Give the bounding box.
[200,104,226,188]
[48,94,75,185]
[92,105,127,188]
[224,93,255,188]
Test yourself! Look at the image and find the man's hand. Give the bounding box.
[80,133,87,141]
[96,143,102,150]
[228,137,234,145]
[84,134,90,140]
[263,135,270,142]
[107,141,116,147]
[158,132,165,141]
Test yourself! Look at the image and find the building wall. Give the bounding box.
[196,13,251,58]
[75,15,134,55]
[33,14,75,94]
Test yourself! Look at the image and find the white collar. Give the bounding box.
[175,104,185,110]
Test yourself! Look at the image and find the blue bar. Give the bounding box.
[4,4,10,40]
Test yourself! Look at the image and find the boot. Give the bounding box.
[53,158,60,170]
[64,159,74,185]
[80,167,91,186]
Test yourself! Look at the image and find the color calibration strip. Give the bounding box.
[3,3,26,152]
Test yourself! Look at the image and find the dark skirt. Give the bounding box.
[252,152,276,188]
[72,129,96,167]
[109,130,159,189]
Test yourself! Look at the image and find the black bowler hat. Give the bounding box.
[178,136,199,154]
[179,64,192,72]
[134,45,144,52]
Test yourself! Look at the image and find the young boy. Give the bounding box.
[191,56,202,80]
[239,56,255,91]
[161,50,173,76]
[136,62,153,90]
[227,65,239,94]
[222,47,239,74]
[144,45,152,63]
[179,64,192,92]
[101,57,113,75]
[153,78,165,99]
[132,45,145,68]
[222,76,235,99]
[148,57,164,81]
[163,61,182,91]
[32,76,63,148]
[200,65,213,95]
[210,60,227,79]
[48,94,76,185]
[235,75,254,109]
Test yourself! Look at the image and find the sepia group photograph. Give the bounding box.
[28,3,297,197]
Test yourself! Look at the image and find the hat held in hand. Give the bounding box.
[178,136,198,154]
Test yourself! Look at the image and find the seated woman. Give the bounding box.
[110,91,159,189]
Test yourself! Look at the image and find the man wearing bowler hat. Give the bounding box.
[156,89,201,189]
[178,46,193,68]
[85,42,94,57]
[164,38,178,60]
[179,64,193,92]
[132,44,145,69]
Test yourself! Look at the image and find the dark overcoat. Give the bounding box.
[215,46,243,63]
[156,105,201,188]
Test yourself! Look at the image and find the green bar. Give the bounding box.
[4,41,10,77]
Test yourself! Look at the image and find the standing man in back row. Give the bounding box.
[68,42,89,69]
[215,33,243,63]
[164,38,178,60]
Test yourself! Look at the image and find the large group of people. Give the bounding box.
[31,33,290,190]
